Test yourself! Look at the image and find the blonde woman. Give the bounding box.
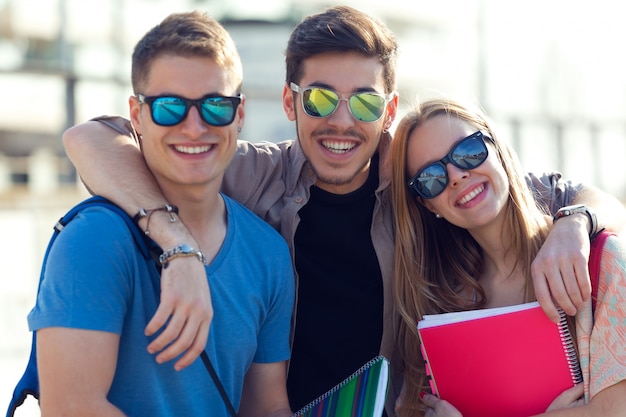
[390,98,626,416]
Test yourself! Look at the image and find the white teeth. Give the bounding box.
[458,184,484,205]
[174,145,211,154]
[321,141,356,154]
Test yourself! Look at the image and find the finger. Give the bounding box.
[560,264,584,311]
[174,321,210,371]
[156,298,213,366]
[531,269,561,323]
[546,383,584,411]
[534,258,577,317]
[147,310,186,357]
[551,273,577,317]
[570,383,584,399]
[145,299,174,337]
[155,309,203,365]
[420,393,438,408]
[574,260,592,303]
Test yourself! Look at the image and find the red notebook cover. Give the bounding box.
[417,302,581,417]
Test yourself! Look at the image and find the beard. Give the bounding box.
[294,118,375,192]
[309,157,371,187]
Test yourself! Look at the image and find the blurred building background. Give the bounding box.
[2,0,626,414]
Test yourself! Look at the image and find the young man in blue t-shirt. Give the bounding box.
[29,11,294,417]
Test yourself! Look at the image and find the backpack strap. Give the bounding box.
[7,197,234,416]
[6,196,157,417]
[588,230,615,314]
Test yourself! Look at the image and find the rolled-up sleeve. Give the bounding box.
[525,171,583,215]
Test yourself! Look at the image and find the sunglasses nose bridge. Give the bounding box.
[445,161,470,190]
[326,97,355,123]
[179,101,209,132]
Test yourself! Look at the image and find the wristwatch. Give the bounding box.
[553,204,598,239]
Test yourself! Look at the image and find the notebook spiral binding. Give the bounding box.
[293,355,385,416]
[557,308,583,384]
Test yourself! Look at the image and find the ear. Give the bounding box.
[282,83,297,121]
[129,95,142,134]
[383,93,399,131]
[236,94,246,130]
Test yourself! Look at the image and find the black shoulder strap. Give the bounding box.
[6,196,156,417]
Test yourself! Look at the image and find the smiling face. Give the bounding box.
[283,52,397,195]
[406,114,509,232]
[129,55,243,195]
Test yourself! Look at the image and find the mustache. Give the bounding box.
[311,128,366,141]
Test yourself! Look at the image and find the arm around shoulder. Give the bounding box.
[63,118,211,371]
[62,116,166,215]
[572,185,626,235]
[528,172,626,321]
[527,171,626,234]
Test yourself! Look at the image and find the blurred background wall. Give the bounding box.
[2,0,625,414]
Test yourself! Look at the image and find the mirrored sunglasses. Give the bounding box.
[407,131,491,199]
[290,82,392,123]
[137,94,242,127]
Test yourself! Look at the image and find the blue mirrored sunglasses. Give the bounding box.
[137,94,241,127]
[407,131,491,199]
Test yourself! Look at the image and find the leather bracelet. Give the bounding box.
[133,204,179,236]
[553,204,598,240]
[159,244,207,269]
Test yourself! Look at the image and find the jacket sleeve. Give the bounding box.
[92,115,139,145]
[525,171,583,215]
[221,140,293,225]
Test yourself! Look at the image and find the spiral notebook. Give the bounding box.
[418,301,581,417]
[293,355,389,417]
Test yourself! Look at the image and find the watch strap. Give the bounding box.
[553,205,598,239]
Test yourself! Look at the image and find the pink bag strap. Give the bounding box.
[588,230,615,313]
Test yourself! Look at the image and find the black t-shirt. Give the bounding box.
[287,155,384,411]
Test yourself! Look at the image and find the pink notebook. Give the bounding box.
[418,302,581,417]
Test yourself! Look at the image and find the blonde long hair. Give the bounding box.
[390,98,551,416]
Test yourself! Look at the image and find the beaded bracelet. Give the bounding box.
[133,204,179,236]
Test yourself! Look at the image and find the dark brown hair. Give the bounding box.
[285,6,398,93]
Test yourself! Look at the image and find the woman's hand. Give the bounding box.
[421,393,463,417]
[545,384,584,412]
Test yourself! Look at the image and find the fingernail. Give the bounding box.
[419,391,427,399]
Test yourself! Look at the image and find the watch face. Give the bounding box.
[554,205,597,238]
[557,205,585,217]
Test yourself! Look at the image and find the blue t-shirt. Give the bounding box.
[28,194,294,417]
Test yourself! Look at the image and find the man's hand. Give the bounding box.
[146,256,213,370]
[531,214,591,323]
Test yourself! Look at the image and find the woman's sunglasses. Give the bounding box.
[407,131,491,199]
[137,94,242,127]
[290,82,393,123]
